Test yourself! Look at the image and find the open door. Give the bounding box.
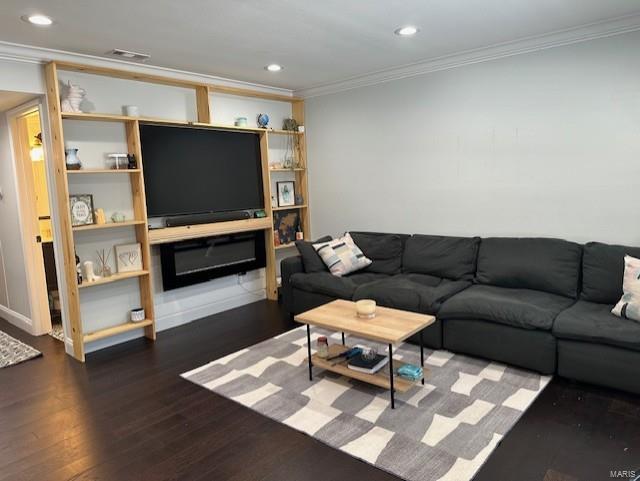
[8,102,58,336]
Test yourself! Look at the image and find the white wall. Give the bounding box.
[0,59,45,329]
[305,30,640,246]
[0,113,31,323]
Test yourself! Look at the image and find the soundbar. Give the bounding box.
[165,210,251,227]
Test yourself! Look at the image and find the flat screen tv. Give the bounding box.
[140,124,264,218]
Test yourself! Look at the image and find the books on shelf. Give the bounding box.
[347,352,389,374]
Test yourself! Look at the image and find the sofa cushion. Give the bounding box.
[403,235,480,281]
[353,273,470,315]
[350,231,405,275]
[438,284,574,330]
[475,237,582,298]
[553,300,640,352]
[581,242,640,304]
[289,272,387,299]
[295,235,332,273]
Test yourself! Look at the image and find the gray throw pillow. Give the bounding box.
[295,235,332,273]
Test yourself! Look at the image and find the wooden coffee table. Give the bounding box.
[294,299,436,409]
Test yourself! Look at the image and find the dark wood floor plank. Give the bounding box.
[1,299,639,481]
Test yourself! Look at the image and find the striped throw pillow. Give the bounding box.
[612,255,640,322]
[313,233,372,277]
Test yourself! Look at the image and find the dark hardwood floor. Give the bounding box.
[1,300,638,481]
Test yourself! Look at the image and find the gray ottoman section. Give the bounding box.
[557,340,640,394]
[444,319,557,374]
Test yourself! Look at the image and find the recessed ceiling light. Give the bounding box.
[22,14,54,26]
[394,26,419,36]
[265,64,283,72]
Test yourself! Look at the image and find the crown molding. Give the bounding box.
[295,13,640,98]
[0,41,294,97]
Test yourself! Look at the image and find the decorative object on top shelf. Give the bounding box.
[269,161,284,170]
[282,118,298,131]
[107,153,129,170]
[83,261,100,283]
[60,81,87,113]
[96,248,112,278]
[130,308,145,323]
[257,113,269,129]
[123,105,139,117]
[276,181,295,207]
[69,194,95,226]
[111,212,126,223]
[295,194,304,206]
[273,210,299,245]
[94,208,106,225]
[115,243,143,273]
[234,117,248,127]
[65,148,82,170]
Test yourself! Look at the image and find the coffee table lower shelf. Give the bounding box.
[310,344,421,393]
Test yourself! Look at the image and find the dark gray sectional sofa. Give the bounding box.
[281,232,640,394]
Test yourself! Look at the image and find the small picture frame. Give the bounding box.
[69,194,95,226]
[276,181,295,207]
[115,243,143,273]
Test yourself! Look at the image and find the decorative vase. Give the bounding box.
[65,148,82,170]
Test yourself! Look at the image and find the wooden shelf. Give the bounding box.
[275,242,297,250]
[267,129,304,136]
[61,112,303,136]
[72,220,145,232]
[83,319,154,343]
[269,168,306,172]
[149,217,272,245]
[78,270,149,289]
[67,169,141,174]
[273,204,307,211]
[310,345,417,393]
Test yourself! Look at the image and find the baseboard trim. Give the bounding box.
[0,304,33,334]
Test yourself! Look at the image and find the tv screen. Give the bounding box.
[140,124,264,217]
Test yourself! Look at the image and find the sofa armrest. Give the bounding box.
[281,255,304,314]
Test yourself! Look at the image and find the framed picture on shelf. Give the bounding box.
[69,194,95,226]
[115,243,143,273]
[276,181,295,207]
[273,210,299,245]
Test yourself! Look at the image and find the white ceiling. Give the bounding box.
[1,0,640,92]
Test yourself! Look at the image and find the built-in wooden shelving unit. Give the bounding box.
[44,60,309,362]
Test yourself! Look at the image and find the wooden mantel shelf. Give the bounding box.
[148,217,273,245]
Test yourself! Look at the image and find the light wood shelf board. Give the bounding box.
[269,168,306,172]
[83,319,154,343]
[272,204,307,211]
[72,220,145,232]
[149,217,272,245]
[78,270,149,289]
[67,169,141,174]
[275,242,298,250]
[311,346,417,393]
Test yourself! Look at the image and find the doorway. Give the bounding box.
[9,102,62,340]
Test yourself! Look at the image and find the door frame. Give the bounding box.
[7,98,62,337]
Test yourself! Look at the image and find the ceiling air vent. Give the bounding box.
[107,49,150,62]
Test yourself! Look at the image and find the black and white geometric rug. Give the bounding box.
[0,330,42,368]
[182,326,550,481]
